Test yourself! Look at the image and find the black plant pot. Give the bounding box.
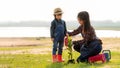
[67,59,75,64]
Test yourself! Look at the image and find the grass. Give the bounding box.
[0,50,120,68]
[0,37,120,68]
[0,45,51,51]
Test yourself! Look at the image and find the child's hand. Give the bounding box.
[51,38,54,42]
[66,33,69,36]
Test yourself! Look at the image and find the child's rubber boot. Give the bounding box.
[52,55,57,63]
[57,55,64,62]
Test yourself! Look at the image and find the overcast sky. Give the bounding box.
[0,0,120,22]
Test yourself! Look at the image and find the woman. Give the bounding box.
[68,11,102,63]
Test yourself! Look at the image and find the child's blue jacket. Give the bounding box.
[50,19,67,41]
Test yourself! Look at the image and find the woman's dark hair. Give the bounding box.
[77,11,91,33]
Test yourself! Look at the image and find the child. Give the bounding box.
[50,8,67,63]
[68,11,102,63]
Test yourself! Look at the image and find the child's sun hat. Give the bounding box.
[54,8,63,15]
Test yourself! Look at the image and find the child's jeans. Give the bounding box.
[52,40,64,55]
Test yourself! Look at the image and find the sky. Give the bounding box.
[0,0,120,22]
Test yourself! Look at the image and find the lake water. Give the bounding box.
[0,27,120,38]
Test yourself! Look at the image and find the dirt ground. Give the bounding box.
[0,38,42,47]
[0,37,119,55]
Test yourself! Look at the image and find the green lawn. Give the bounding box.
[0,50,120,68]
[0,38,120,68]
[0,46,51,51]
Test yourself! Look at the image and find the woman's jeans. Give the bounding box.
[73,40,102,63]
[52,40,64,55]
